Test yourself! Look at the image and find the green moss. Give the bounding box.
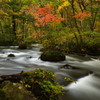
[0,69,63,100]
[1,81,37,100]
[40,50,65,62]
[21,68,63,100]
[0,89,8,100]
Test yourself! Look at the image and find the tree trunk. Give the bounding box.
[12,15,16,36]
[71,0,83,44]
[0,22,4,34]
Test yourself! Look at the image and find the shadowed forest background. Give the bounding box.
[0,0,100,55]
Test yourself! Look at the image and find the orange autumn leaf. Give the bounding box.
[33,6,64,26]
[32,33,44,38]
[73,11,91,21]
[22,6,64,26]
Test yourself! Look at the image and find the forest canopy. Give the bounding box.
[0,0,100,55]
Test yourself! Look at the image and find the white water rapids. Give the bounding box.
[0,45,100,100]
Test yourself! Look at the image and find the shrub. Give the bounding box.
[20,68,63,100]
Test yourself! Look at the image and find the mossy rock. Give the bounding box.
[60,64,80,69]
[8,54,15,57]
[0,89,8,100]
[0,69,63,100]
[21,69,63,100]
[40,50,65,62]
[18,44,27,49]
[1,81,37,100]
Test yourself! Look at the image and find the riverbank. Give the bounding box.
[0,69,64,100]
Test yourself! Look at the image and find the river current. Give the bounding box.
[0,44,100,100]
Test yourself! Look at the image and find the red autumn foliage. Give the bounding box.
[32,33,44,38]
[73,11,91,21]
[27,6,64,26]
[22,6,64,26]
[36,6,52,17]
[22,6,64,38]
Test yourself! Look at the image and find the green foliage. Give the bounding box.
[21,68,63,100]
[21,68,55,83]
[0,0,35,46]
[0,69,63,100]
[43,30,67,51]
[42,80,63,100]
[17,34,35,48]
[64,77,76,83]
[42,50,64,57]
[0,32,16,46]
[64,31,100,55]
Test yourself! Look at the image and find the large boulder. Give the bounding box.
[18,44,27,49]
[40,50,65,62]
[8,54,15,57]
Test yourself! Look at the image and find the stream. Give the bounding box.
[0,44,100,100]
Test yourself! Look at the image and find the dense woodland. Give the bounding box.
[0,0,100,55]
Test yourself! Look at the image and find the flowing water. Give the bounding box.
[0,44,100,100]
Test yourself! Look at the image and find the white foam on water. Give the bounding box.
[64,75,100,100]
